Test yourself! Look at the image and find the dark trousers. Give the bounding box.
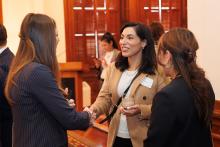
[113,137,133,147]
[0,119,12,147]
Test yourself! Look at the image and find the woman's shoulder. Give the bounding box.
[113,49,120,54]
[22,62,52,79]
[147,70,169,84]
[25,62,50,71]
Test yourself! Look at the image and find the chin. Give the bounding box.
[122,52,130,57]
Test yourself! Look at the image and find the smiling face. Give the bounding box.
[119,27,146,59]
[100,40,113,52]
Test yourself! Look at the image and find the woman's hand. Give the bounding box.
[92,58,102,68]
[101,59,108,68]
[68,99,75,108]
[119,105,141,117]
[83,107,97,126]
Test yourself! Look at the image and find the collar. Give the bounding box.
[0,46,7,54]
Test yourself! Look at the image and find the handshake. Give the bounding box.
[64,88,97,126]
[66,98,96,126]
[83,107,97,126]
[67,99,97,126]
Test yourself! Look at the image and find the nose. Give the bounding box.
[119,38,126,45]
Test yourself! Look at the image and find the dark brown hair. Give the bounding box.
[149,22,165,44]
[101,32,118,49]
[0,24,7,46]
[5,13,60,104]
[158,28,215,125]
[115,22,157,75]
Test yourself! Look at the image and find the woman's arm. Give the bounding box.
[30,65,90,130]
[144,92,175,147]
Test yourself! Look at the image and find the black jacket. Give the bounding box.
[0,48,14,147]
[144,77,215,147]
[10,62,90,147]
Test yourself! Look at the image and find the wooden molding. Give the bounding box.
[59,62,88,111]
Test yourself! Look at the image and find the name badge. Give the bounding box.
[141,77,153,88]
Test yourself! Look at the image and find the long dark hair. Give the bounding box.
[5,13,60,104]
[115,22,157,75]
[158,28,215,125]
[0,24,7,46]
[101,32,118,49]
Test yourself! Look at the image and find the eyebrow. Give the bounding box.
[121,34,135,37]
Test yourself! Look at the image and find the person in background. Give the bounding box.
[149,21,170,83]
[88,22,166,147]
[4,13,94,147]
[93,32,120,81]
[0,24,14,147]
[144,28,215,147]
[149,21,165,53]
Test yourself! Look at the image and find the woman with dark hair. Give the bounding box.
[149,21,165,54]
[4,13,93,147]
[88,22,166,147]
[93,32,120,80]
[144,28,215,147]
[149,21,165,45]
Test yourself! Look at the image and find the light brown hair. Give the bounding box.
[5,13,60,104]
[158,28,215,126]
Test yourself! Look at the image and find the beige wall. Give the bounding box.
[2,0,66,62]
[2,0,220,99]
[188,0,220,99]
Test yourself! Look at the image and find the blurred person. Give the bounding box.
[4,13,94,147]
[0,24,14,147]
[93,32,120,81]
[149,21,165,51]
[144,28,215,147]
[88,22,166,147]
[149,21,169,83]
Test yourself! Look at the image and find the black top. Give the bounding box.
[0,48,14,67]
[144,77,215,147]
[0,48,14,120]
[0,48,14,147]
[10,62,90,147]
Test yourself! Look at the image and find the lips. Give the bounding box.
[121,46,129,52]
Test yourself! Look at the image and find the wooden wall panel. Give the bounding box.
[120,0,187,30]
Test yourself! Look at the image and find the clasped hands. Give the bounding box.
[63,88,96,126]
[83,107,96,126]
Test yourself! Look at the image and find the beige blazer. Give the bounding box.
[90,63,166,147]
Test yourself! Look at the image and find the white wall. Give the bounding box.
[188,0,220,99]
[44,0,66,62]
[2,0,66,62]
